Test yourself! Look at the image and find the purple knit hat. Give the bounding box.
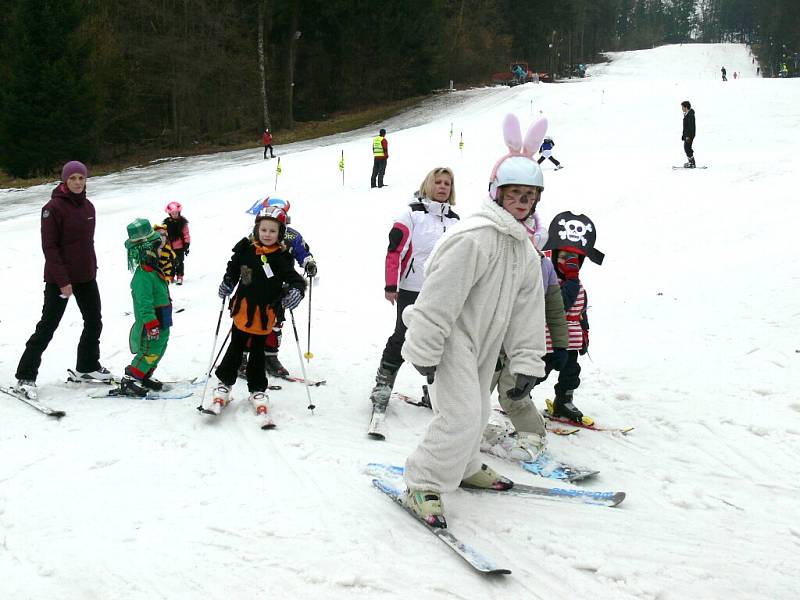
[61,160,88,182]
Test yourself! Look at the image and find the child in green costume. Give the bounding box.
[118,218,173,397]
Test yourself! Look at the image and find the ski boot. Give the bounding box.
[404,489,447,528]
[555,164,564,170]
[13,379,38,401]
[551,390,593,426]
[142,375,163,392]
[265,354,290,378]
[481,423,546,462]
[117,376,147,397]
[176,276,183,285]
[684,157,696,169]
[125,367,163,391]
[460,463,514,491]
[368,362,399,413]
[202,382,231,415]
[74,366,115,382]
[249,391,269,416]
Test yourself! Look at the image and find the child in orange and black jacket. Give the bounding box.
[201,207,305,416]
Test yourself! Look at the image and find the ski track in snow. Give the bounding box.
[1,43,799,599]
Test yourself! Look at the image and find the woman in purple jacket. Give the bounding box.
[14,161,111,400]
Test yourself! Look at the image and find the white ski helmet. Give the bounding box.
[488,114,548,200]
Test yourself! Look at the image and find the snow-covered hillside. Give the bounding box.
[1,43,798,599]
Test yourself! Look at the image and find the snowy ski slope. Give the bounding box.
[1,43,798,599]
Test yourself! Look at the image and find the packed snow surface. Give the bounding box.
[1,43,798,599]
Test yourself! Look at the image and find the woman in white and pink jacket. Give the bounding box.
[367,168,460,415]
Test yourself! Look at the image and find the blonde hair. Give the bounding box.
[418,167,456,205]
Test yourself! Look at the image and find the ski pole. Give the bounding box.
[199,297,227,410]
[289,308,316,413]
[304,276,313,362]
[207,327,231,377]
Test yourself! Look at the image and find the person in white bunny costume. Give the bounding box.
[401,114,548,528]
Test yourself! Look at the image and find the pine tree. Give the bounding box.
[0,0,97,178]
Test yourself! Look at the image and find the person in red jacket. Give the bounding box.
[14,161,111,400]
[262,128,275,159]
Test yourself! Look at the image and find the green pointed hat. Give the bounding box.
[124,218,161,271]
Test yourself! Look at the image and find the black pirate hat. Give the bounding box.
[542,211,605,265]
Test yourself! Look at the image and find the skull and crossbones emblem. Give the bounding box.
[557,218,592,246]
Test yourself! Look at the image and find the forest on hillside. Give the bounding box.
[0,0,798,178]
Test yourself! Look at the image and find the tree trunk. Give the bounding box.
[285,0,300,129]
[258,0,270,129]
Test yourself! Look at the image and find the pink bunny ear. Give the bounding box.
[503,113,522,153]
[522,117,548,157]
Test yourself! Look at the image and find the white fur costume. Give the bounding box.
[401,198,546,492]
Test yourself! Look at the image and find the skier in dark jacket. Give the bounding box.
[14,161,111,400]
[681,101,696,168]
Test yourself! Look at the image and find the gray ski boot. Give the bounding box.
[368,362,399,440]
[369,362,399,413]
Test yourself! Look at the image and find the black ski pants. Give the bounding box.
[263,144,275,158]
[683,138,694,159]
[371,158,387,188]
[537,155,561,167]
[216,326,268,393]
[541,350,581,398]
[173,248,186,277]
[380,289,419,370]
[16,280,103,381]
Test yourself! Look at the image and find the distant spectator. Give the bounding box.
[721,66,727,82]
[371,128,389,189]
[262,128,275,159]
[681,100,696,168]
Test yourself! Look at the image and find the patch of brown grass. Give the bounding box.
[0,96,423,189]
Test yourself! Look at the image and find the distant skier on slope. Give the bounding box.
[681,100,696,168]
[721,66,727,82]
[537,136,563,170]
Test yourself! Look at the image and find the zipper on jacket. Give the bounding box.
[404,257,415,278]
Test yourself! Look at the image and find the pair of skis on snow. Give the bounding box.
[367,462,625,575]
[196,373,325,429]
[378,390,632,483]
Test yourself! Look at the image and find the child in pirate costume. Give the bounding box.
[203,207,306,416]
[540,211,604,425]
[118,219,173,397]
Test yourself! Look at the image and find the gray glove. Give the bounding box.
[218,280,234,299]
[413,364,436,385]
